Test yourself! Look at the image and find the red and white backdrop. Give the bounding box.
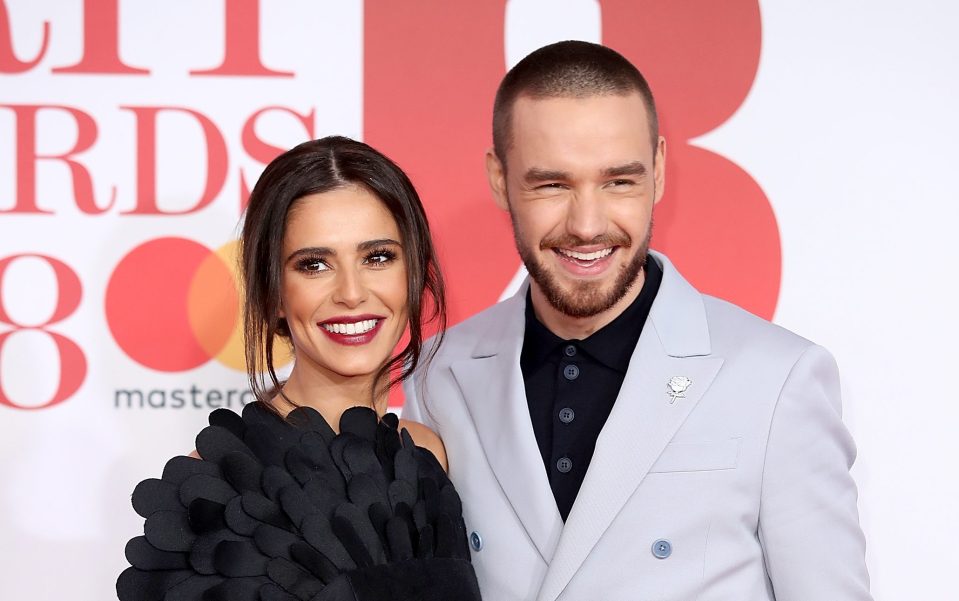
[1,1,956,598]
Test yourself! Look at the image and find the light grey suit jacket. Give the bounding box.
[403,252,871,601]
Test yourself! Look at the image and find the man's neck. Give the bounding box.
[529,270,647,340]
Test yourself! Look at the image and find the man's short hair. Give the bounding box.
[492,40,659,164]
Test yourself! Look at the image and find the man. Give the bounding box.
[403,41,871,601]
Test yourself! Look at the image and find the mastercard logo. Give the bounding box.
[105,237,291,372]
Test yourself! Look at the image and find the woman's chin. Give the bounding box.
[298,352,392,382]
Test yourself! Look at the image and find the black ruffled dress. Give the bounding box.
[117,401,481,601]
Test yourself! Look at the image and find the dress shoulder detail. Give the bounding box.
[118,401,481,601]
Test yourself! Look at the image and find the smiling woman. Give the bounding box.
[276,186,410,405]
[116,137,482,601]
[242,137,446,416]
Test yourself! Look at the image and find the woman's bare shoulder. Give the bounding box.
[398,419,448,472]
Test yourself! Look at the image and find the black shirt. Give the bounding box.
[520,257,663,521]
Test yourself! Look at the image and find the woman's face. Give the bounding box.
[280,185,408,382]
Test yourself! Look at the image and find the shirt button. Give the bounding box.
[563,364,580,380]
[470,531,483,552]
[564,344,577,357]
[556,457,573,473]
[558,407,575,424]
[651,539,672,559]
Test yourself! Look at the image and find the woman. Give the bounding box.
[117,136,481,601]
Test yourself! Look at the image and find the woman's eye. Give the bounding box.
[364,250,397,266]
[298,258,329,272]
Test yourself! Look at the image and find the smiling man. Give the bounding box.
[404,41,871,601]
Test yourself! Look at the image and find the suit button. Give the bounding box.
[470,531,483,552]
[556,457,573,473]
[651,539,672,559]
[563,364,580,380]
[558,407,575,424]
[564,344,577,357]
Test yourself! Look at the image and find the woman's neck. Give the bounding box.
[276,368,388,430]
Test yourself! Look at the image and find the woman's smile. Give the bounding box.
[280,185,409,381]
[318,313,386,345]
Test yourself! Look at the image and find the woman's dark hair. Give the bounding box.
[241,135,446,409]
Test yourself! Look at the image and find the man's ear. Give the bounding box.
[485,148,509,211]
[653,136,666,205]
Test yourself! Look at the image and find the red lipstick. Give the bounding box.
[318,314,386,346]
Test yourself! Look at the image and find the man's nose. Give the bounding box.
[565,191,608,243]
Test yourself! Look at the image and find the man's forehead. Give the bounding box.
[508,93,652,146]
[507,95,652,160]
[511,90,650,117]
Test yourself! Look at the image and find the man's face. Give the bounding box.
[487,92,665,319]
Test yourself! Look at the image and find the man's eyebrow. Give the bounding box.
[602,161,648,178]
[286,247,333,263]
[524,167,572,184]
[357,238,402,251]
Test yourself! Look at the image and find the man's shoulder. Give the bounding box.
[652,251,819,361]
[699,293,816,360]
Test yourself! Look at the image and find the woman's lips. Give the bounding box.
[318,316,385,346]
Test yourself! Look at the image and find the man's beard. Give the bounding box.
[509,208,652,319]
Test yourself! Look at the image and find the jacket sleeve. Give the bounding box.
[758,344,872,600]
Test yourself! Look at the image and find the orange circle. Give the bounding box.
[186,246,239,361]
[187,240,292,372]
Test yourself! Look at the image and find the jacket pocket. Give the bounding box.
[649,438,741,473]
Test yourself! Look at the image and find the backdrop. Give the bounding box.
[1,1,956,599]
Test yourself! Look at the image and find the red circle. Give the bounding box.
[105,237,213,371]
[654,144,780,318]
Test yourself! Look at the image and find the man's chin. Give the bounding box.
[538,278,624,319]
[530,252,646,319]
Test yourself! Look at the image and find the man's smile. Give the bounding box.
[552,245,619,275]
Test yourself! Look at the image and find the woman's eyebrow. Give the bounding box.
[286,247,333,263]
[357,238,402,251]
[285,239,402,263]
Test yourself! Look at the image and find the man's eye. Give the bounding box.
[608,179,634,187]
[538,183,566,190]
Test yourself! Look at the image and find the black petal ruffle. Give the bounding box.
[118,402,480,601]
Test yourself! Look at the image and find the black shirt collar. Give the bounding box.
[521,256,663,373]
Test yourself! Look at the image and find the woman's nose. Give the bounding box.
[331,267,368,308]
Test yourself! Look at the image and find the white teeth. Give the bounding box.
[558,247,613,261]
[322,319,378,335]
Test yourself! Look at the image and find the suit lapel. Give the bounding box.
[451,289,564,563]
[536,252,724,601]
